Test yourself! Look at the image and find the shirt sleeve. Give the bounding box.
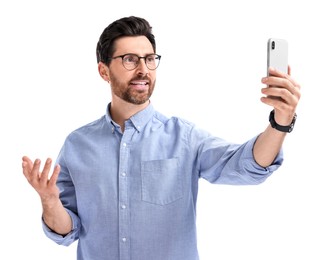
[42,208,81,246]
[41,140,81,246]
[194,129,283,185]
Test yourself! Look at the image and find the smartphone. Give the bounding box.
[267,38,288,76]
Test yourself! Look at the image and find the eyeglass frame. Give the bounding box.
[106,53,161,71]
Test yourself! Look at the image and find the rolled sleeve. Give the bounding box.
[42,208,81,246]
[199,135,284,185]
[234,136,284,184]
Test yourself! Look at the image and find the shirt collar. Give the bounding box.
[105,102,155,132]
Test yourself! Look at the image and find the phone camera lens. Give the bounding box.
[271,41,275,50]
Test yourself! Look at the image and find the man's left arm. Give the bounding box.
[253,66,301,167]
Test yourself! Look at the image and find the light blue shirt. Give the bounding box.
[43,103,283,260]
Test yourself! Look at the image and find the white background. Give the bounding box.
[1,0,319,259]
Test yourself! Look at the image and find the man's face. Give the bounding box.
[106,36,157,105]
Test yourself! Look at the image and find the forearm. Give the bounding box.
[41,197,72,236]
[255,66,300,168]
[253,125,286,168]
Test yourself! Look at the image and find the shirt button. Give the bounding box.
[122,237,127,242]
[123,143,127,147]
[121,172,126,177]
[121,204,126,209]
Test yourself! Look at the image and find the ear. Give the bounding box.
[98,62,110,82]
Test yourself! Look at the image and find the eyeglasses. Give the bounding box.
[107,53,161,71]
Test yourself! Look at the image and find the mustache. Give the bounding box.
[130,75,150,82]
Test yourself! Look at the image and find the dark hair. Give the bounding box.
[96,16,156,64]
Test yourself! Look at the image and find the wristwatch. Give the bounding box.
[269,109,297,133]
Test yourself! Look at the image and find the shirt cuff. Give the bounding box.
[42,208,80,246]
[249,135,284,169]
[240,135,284,179]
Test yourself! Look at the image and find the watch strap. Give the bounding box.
[269,109,297,133]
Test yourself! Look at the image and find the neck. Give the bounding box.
[110,96,150,131]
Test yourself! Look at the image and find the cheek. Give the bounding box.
[150,73,157,85]
[110,69,132,83]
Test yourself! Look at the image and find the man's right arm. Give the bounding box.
[22,156,72,235]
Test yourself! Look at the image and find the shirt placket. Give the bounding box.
[118,127,134,260]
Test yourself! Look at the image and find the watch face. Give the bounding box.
[288,125,294,132]
[288,113,297,132]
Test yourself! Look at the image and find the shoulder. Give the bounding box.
[152,110,211,142]
[66,115,108,140]
[152,111,197,135]
[154,110,195,128]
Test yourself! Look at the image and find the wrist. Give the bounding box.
[40,195,61,209]
[269,110,297,133]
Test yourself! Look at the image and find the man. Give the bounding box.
[22,16,301,260]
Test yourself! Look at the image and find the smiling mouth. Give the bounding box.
[130,81,149,86]
[129,80,149,91]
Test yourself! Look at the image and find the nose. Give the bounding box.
[136,58,149,75]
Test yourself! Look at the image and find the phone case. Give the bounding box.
[267,38,288,75]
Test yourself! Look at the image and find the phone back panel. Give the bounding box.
[267,38,288,75]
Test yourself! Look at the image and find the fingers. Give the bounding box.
[261,67,301,123]
[22,156,60,189]
[260,93,296,113]
[261,86,299,112]
[266,67,300,89]
[48,164,61,188]
[22,156,34,182]
[261,78,300,102]
[261,67,301,106]
[288,65,291,76]
[22,156,33,171]
[40,158,53,186]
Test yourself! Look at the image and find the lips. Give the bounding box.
[130,80,149,85]
[129,80,149,90]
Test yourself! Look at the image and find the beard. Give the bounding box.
[109,72,155,105]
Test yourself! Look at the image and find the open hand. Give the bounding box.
[22,156,61,203]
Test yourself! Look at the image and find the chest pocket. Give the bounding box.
[141,158,183,205]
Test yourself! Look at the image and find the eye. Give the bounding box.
[146,55,156,63]
[123,54,137,63]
